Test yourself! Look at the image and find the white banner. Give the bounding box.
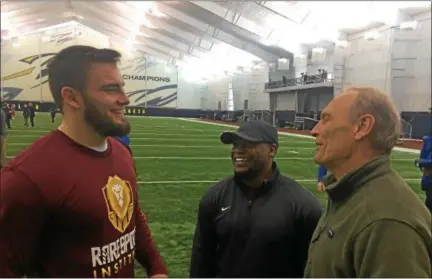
[1,23,178,108]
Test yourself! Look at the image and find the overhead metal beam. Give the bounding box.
[166,1,289,60]
[78,17,181,61]
[156,2,278,61]
[145,15,211,51]
[76,20,170,62]
[253,1,299,24]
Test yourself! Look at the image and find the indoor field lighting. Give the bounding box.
[335,40,349,48]
[400,21,418,30]
[312,47,326,53]
[364,30,380,40]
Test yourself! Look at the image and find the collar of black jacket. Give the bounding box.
[234,161,280,196]
[326,155,392,202]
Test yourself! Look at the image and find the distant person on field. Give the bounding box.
[190,120,322,278]
[0,45,168,278]
[2,102,11,129]
[423,164,432,213]
[0,104,8,168]
[10,104,15,120]
[305,87,431,277]
[417,135,432,213]
[28,102,36,127]
[22,103,30,127]
[317,165,327,192]
[49,107,57,123]
[115,134,132,155]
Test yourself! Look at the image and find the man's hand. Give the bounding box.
[150,273,168,278]
[317,181,326,192]
[423,167,432,177]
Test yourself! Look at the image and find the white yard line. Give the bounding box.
[5,156,416,161]
[129,123,231,131]
[7,135,45,137]
[6,142,318,149]
[128,132,217,137]
[8,129,226,134]
[9,128,230,133]
[178,118,421,154]
[128,156,415,161]
[7,136,314,144]
[137,178,421,184]
[128,138,315,143]
[178,118,315,139]
[8,129,53,133]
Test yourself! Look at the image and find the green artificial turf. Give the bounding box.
[4,114,424,278]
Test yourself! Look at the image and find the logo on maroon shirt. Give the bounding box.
[102,175,134,232]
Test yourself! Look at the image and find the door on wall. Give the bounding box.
[218,101,221,110]
[244,99,249,110]
[296,92,305,113]
[269,94,277,112]
[200,97,208,110]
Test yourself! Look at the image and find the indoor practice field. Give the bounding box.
[5,113,425,277]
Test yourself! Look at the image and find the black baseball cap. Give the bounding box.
[220,120,278,146]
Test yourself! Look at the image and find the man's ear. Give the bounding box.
[61,87,81,109]
[269,144,277,158]
[353,114,375,140]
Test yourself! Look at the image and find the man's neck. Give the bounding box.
[243,163,274,188]
[331,150,384,181]
[58,119,106,149]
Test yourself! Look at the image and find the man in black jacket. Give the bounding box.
[190,120,323,278]
[28,102,36,127]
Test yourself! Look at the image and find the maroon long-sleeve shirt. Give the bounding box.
[0,130,167,277]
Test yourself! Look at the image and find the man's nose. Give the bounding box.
[118,90,130,106]
[310,123,320,137]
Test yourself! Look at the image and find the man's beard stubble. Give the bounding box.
[235,168,259,181]
[234,158,265,181]
[83,98,131,138]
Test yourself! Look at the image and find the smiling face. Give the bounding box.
[311,93,358,169]
[231,138,276,180]
[80,62,131,137]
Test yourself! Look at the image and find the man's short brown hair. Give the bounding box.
[47,45,121,112]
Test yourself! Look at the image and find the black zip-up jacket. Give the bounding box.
[190,163,323,278]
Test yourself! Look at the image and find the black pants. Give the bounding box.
[30,116,35,127]
[426,189,432,213]
[51,114,55,123]
[6,115,11,128]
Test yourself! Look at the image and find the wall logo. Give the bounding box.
[123,74,171,82]
[1,53,57,100]
[126,84,178,107]
[119,56,157,75]
[102,175,134,233]
[48,31,81,45]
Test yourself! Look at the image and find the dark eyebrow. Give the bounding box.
[100,83,125,90]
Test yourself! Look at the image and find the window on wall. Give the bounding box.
[228,77,234,111]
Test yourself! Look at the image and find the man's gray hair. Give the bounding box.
[346,87,401,153]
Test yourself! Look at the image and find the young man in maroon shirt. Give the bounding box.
[0,45,168,278]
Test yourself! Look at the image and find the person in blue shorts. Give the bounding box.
[317,165,327,192]
[416,135,432,213]
[115,134,132,155]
